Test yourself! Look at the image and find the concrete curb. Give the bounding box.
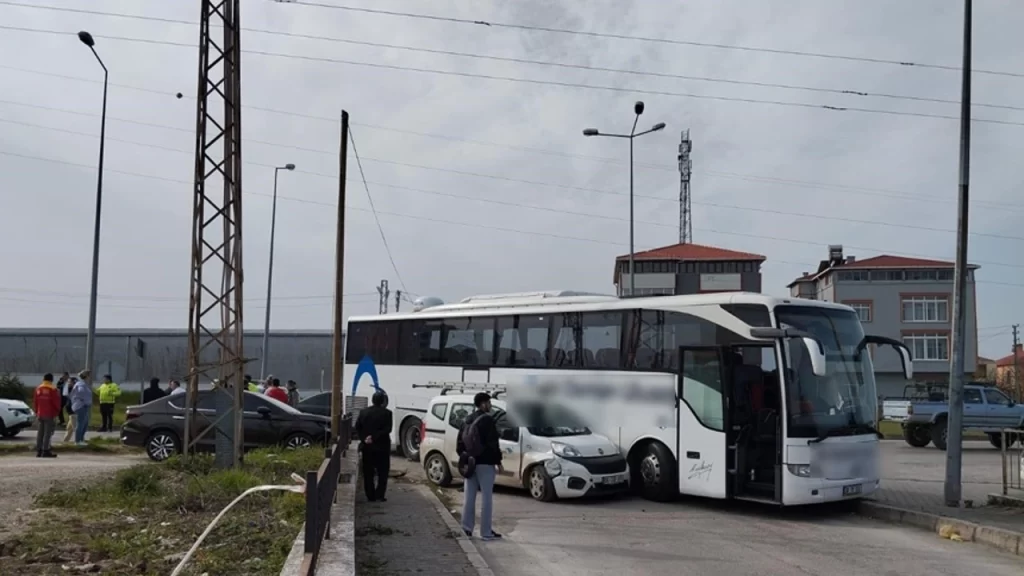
[416,483,495,576]
[857,501,1022,558]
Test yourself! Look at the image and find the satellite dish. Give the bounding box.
[412,296,444,312]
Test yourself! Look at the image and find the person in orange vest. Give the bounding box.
[34,373,62,458]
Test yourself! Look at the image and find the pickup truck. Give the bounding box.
[884,383,1024,450]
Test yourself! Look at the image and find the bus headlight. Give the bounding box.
[786,464,811,478]
[544,458,562,477]
[550,442,581,458]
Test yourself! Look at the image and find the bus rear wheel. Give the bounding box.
[633,442,676,502]
[400,418,421,461]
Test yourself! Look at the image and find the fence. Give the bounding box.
[299,414,353,575]
[1000,429,1024,496]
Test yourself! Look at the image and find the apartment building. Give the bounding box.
[787,245,978,398]
[613,242,765,297]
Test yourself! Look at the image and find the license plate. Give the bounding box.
[843,484,862,496]
[600,474,626,485]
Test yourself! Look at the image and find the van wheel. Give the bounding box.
[401,419,421,462]
[903,424,931,448]
[526,465,556,502]
[931,417,948,451]
[634,442,676,502]
[423,452,452,487]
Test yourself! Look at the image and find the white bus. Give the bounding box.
[344,290,913,506]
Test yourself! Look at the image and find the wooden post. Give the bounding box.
[331,111,349,442]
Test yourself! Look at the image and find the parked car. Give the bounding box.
[296,391,334,418]
[121,390,331,461]
[0,398,34,438]
[419,393,629,502]
[888,383,1024,450]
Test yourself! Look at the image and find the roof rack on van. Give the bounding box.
[413,381,507,398]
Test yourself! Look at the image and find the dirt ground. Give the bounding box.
[0,453,144,539]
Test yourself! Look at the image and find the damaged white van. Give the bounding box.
[419,390,630,502]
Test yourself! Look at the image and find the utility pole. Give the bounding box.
[330,110,349,444]
[394,290,402,313]
[377,279,390,314]
[1013,324,1020,402]
[184,0,245,468]
[944,0,972,508]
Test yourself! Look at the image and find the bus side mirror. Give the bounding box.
[802,337,828,377]
[894,344,913,380]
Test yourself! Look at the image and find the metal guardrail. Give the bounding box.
[1000,428,1024,496]
[299,414,353,575]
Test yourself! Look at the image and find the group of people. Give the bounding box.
[244,375,301,407]
[33,370,111,457]
[355,391,503,541]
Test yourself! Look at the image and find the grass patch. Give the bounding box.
[0,447,326,575]
[0,437,132,456]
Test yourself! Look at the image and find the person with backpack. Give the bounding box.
[457,392,503,541]
[355,391,393,502]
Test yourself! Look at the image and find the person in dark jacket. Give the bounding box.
[355,392,393,502]
[55,372,69,426]
[142,378,166,404]
[457,392,503,540]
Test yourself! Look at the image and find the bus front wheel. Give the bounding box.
[633,441,677,502]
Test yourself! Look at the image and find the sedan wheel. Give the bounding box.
[147,432,179,462]
[285,434,313,450]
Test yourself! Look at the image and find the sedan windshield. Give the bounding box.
[774,305,879,439]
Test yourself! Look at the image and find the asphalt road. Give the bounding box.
[394,438,1020,576]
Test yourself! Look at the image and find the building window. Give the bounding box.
[902,333,949,361]
[836,270,869,282]
[937,269,954,281]
[901,296,949,323]
[844,302,872,323]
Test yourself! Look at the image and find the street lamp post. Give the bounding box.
[78,31,107,384]
[259,164,296,380]
[584,102,666,298]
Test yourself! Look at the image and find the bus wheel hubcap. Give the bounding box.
[641,455,661,486]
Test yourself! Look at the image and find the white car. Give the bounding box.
[419,394,629,501]
[0,398,35,438]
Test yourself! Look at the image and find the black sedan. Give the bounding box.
[295,391,339,418]
[121,390,331,461]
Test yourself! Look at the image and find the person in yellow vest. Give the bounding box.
[97,374,122,432]
[245,374,259,393]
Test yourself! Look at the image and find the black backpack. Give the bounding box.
[458,414,485,478]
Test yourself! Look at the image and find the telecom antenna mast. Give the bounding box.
[678,130,693,244]
[183,0,246,468]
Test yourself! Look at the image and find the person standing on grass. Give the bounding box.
[286,380,300,407]
[33,373,61,458]
[54,372,69,427]
[97,374,121,432]
[70,370,93,445]
[143,378,166,404]
[457,392,503,541]
[266,378,289,404]
[355,392,392,502]
[62,376,78,443]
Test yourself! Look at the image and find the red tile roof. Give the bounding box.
[615,243,766,262]
[995,345,1022,368]
[838,255,956,269]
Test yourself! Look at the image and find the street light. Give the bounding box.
[583,101,666,298]
[79,30,107,385]
[260,163,296,380]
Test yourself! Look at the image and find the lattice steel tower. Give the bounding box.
[183,0,246,468]
[678,130,693,244]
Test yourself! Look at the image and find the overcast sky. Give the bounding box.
[0,0,1021,359]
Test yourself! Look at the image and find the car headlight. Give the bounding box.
[544,458,562,477]
[550,442,581,458]
[787,464,811,478]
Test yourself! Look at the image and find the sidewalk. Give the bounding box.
[869,480,1024,534]
[355,475,481,575]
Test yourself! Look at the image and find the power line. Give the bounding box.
[6,115,1024,244]
[0,295,379,311]
[0,286,376,302]
[3,147,1024,289]
[3,24,1024,128]
[285,0,1024,79]
[3,67,1023,213]
[348,126,408,293]
[6,22,1022,113]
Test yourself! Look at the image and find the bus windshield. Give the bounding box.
[773,305,878,439]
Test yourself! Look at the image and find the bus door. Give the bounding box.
[728,345,782,503]
[676,346,728,499]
